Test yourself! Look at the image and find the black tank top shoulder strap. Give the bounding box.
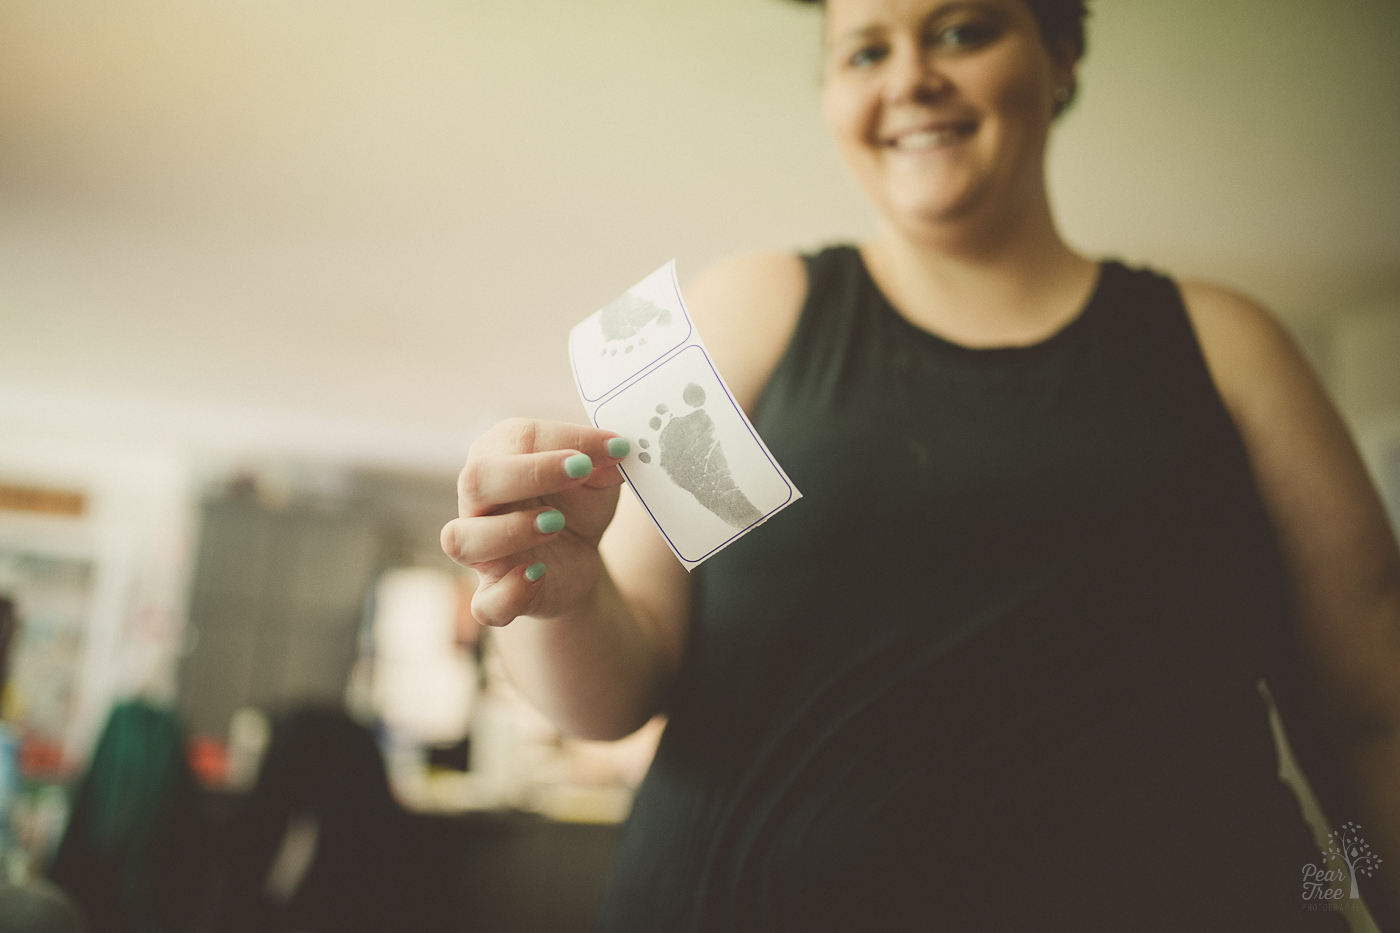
[1092,261,1250,473]
[750,245,867,419]
[791,245,869,374]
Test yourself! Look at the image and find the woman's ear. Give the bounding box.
[1048,37,1081,115]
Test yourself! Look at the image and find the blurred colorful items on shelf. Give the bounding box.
[19,734,67,781]
[186,735,229,789]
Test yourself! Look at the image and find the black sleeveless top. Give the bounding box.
[599,247,1342,932]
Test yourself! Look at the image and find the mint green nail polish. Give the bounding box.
[564,453,592,479]
[606,437,630,459]
[525,561,547,582]
[535,509,565,534]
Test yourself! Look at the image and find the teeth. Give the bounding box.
[894,128,963,150]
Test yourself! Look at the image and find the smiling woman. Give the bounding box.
[440,0,1400,929]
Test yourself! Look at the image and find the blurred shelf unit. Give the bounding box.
[176,468,459,742]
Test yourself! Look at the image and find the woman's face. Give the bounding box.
[821,0,1073,236]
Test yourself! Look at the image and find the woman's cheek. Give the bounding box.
[992,53,1058,132]
[823,82,869,139]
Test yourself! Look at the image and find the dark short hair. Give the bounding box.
[792,0,1086,56]
[794,0,1090,110]
[1025,0,1088,62]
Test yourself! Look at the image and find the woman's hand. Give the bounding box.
[441,419,631,627]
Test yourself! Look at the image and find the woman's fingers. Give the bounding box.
[458,420,630,515]
[459,449,594,515]
[441,508,566,566]
[484,419,623,459]
[470,561,548,627]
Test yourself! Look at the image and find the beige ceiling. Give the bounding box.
[1,0,1396,470]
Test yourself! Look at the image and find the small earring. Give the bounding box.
[1054,86,1071,103]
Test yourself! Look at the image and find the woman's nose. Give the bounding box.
[882,43,947,105]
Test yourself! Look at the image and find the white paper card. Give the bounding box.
[569,261,801,570]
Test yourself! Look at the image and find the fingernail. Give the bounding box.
[525,561,547,582]
[535,509,565,534]
[564,453,593,479]
[606,437,630,459]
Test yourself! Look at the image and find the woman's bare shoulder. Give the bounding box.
[1176,275,1282,392]
[681,251,808,413]
[1174,278,1291,418]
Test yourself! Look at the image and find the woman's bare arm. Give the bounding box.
[1183,280,1400,926]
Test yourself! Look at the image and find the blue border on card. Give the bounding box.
[594,345,795,565]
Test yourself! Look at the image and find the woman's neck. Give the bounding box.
[861,188,1099,348]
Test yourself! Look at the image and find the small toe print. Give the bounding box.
[598,293,673,358]
[638,439,650,449]
[600,293,672,342]
[656,404,668,414]
[638,452,651,463]
[649,416,662,430]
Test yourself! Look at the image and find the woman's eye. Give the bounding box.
[934,21,998,50]
[848,45,888,68]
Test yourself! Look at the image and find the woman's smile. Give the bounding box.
[880,120,979,151]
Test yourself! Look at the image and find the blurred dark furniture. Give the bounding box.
[405,810,620,933]
[209,705,619,933]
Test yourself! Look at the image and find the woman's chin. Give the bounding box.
[880,191,983,235]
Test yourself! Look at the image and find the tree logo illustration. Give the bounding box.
[1325,822,1384,899]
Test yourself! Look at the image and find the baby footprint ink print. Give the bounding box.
[573,264,802,567]
[598,292,672,357]
[638,382,763,529]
